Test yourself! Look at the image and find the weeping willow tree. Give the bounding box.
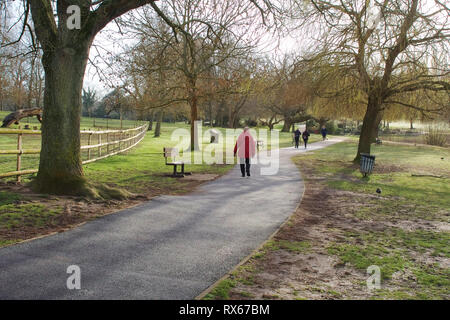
[295,0,450,162]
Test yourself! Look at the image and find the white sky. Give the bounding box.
[84,6,300,97]
[2,1,324,98]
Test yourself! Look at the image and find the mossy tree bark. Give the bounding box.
[35,42,91,193]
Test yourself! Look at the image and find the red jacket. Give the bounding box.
[234,131,256,158]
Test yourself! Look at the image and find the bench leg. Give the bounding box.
[181,164,185,174]
[173,165,177,176]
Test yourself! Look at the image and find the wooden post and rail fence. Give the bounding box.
[0,123,148,182]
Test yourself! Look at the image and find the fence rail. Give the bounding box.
[0,123,148,181]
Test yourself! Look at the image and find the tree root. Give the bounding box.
[82,183,133,200]
[30,177,133,200]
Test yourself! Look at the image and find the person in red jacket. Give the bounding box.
[234,127,256,177]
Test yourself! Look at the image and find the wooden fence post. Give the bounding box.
[16,133,22,182]
[88,133,92,160]
[98,134,102,157]
[107,133,110,154]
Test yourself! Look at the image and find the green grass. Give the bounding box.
[312,141,449,172]
[277,240,312,253]
[0,113,145,174]
[353,198,446,222]
[203,278,237,300]
[327,228,450,299]
[327,231,449,298]
[83,123,235,194]
[328,242,409,280]
[298,141,450,212]
[328,173,450,209]
[296,140,450,299]
[0,203,61,229]
[0,191,22,205]
[0,239,20,247]
[0,118,325,192]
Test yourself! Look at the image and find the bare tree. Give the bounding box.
[120,0,263,150]
[259,56,313,132]
[296,0,450,161]
[1,0,171,194]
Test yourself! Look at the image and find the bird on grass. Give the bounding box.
[376,188,382,194]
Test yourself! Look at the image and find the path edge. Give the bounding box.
[195,160,306,300]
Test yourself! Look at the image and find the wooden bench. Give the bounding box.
[163,147,185,177]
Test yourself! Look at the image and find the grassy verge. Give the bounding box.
[204,141,449,300]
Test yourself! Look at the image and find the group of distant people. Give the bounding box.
[293,125,328,149]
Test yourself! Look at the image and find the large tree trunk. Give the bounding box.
[148,110,154,131]
[354,96,383,163]
[33,44,90,194]
[154,109,163,137]
[190,96,199,151]
[281,119,292,132]
[216,100,225,127]
[371,109,384,140]
[209,102,213,127]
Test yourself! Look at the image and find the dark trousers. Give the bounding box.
[240,158,250,176]
[295,137,300,148]
[303,139,308,148]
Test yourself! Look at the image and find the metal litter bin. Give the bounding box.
[360,153,375,177]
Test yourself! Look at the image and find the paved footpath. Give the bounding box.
[0,138,343,299]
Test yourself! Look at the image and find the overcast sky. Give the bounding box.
[83,7,300,97]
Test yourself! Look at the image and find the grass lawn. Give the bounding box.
[204,140,449,300]
[0,117,322,180]
[0,112,144,173]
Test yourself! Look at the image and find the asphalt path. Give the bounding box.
[0,138,343,299]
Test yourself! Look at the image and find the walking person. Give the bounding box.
[321,125,328,141]
[234,127,256,177]
[302,128,310,149]
[294,127,301,149]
